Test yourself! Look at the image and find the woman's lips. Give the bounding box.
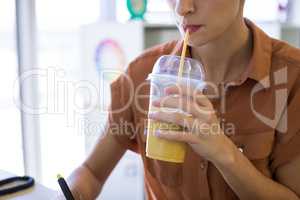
[183,25,203,33]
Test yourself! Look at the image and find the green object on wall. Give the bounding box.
[127,0,147,20]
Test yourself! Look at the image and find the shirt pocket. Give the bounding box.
[229,130,275,160]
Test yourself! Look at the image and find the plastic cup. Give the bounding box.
[146,55,205,163]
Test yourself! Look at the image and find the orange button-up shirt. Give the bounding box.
[108,19,300,200]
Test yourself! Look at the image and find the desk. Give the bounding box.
[0,170,56,200]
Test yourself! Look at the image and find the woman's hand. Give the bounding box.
[148,84,237,165]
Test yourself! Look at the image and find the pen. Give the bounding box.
[57,174,75,200]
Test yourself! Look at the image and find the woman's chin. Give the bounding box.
[188,31,217,47]
[188,37,210,47]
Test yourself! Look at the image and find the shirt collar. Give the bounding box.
[172,18,273,87]
[246,19,272,85]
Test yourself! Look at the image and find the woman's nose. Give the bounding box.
[175,0,195,16]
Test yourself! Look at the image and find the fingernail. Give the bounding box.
[148,112,156,118]
[152,101,159,106]
[155,130,161,136]
[164,87,172,94]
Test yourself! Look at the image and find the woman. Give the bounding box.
[62,0,300,199]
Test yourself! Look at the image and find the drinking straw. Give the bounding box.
[178,30,190,79]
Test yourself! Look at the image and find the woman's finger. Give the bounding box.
[148,110,210,133]
[155,130,199,144]
[164,84,213,109]
[152,95,214,119]
[148,111,219,136]
[148,110,194,128]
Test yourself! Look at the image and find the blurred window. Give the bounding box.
[0,0,24,175]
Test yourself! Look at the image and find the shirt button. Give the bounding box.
[200,162,206,170]
[238,145,245,153]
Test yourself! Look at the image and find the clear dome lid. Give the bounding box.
[151,55,205,81]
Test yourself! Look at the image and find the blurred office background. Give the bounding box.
[1,0,300,199]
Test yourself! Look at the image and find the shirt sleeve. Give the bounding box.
[270,75,300,174]
[107,67,138,153]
